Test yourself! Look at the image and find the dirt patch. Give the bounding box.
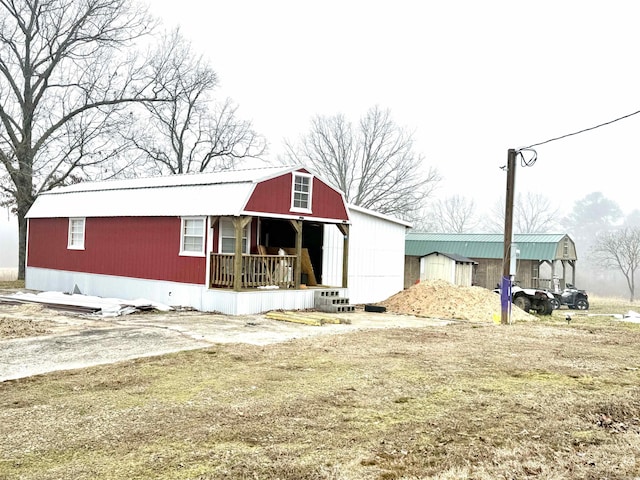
[0,304,58,339]
[380,279,535,321]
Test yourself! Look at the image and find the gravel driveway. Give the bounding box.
[0,308,451,382]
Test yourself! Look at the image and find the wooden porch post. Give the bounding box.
[337,223,349,288]
[570,260,576,286]
[208,217,219,288]
[232,216,252,291]
[290,220,303,289]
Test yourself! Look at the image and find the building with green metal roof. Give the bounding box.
[405,232,577,290]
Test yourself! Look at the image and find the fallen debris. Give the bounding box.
[0,291,172,317]
[265,311,351,326]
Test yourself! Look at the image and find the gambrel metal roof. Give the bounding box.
[26,165,307,219]
[406,232,576,261]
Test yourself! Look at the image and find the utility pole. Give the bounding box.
[501,149,517,325]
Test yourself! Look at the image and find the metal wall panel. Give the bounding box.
[420,255,456,283]
[323,208,407,304]
[245,174,349,221]
[26,267,344,315]
[28,217,206,284]
[25,267,206,310]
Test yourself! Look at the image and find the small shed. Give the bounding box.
[419,251,477,286]
[405,233,578,290]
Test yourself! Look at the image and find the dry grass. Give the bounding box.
[0,278,23,290]
[0,268,18,282]
[2,314,640,479]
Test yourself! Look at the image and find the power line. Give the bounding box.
[523,108,640,149]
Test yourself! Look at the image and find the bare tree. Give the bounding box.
[0,0,176,279]
[592,227,640,301]
[284,106,440,220]
[486,192,560,233]
[426,195,477,233]
[128,30,266,175]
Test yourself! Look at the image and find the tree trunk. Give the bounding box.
[16,202,30,281]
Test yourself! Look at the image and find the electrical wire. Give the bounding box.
[516,148,537,167]
[523,108,640,149]
[510,108,640,169]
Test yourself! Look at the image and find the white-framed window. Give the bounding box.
[219,218,250,254]
[290,172,313,213]
[180,217,206,256]
[67,218,85,250]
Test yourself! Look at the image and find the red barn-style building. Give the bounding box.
[25,166,409,314]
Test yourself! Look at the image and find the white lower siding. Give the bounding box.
[25,267,345,315]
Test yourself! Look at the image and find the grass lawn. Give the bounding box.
[1,294,640,479]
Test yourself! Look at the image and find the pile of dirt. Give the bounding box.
[380,279,536,322]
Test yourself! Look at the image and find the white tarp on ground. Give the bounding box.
[622,310,640,323]
[0,291,172,316]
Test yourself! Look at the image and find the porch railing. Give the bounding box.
[209,253,297,289]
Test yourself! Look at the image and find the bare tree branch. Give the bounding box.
[125,29,266,175]
[424,195,478,233]
[284,106,439,221]
[0,0,170,279]
[592,227,640,301]
[486,192,560,234]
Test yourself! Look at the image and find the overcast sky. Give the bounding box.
[148,0,640,217]
[2,1,639,268]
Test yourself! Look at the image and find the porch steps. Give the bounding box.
[314,290,356,313]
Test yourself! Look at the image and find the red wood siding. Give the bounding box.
[244,172,349,221]
[27,217,206,284]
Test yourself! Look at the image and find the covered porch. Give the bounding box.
[208,216,350,291]
[532,259,577,291]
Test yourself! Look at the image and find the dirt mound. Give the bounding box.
[380,280,536,322]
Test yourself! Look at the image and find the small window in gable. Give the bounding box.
[291,172,313,213]
[68,218,85,250]
[180,217,206,256]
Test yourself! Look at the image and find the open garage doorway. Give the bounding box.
[259,219,324,285]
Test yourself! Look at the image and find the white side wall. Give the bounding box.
[419,255,474,286]
[25,267,344,315]
[455,264,474,286]
[323,208,407,304]
[420,255,456,283]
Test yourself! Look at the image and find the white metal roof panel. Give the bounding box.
[347,204,412,227]
[26,182,256,218]
[26,165,302,219]
[49,165,297,194]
